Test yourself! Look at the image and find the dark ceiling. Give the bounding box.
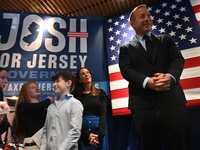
[0,0,165,18]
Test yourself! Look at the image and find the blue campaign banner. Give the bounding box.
[0,10,109,97]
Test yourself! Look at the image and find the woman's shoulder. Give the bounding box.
[17,101,28,107]
[99,89,106,95]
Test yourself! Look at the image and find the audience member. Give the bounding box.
[73,67,107,150]
[13,81,54,150]
[40,71,83,150]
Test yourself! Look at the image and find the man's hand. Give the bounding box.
[146,77,157,90]
[146,73,172,91]
[154,73,172,91]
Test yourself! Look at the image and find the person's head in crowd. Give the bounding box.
[0,67,8,89]
[74,67,99,98]
[17,81,41,104]
[51,71,75,96]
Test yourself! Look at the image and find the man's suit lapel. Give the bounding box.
[129,35,161,63]
[151,34,161,63]
[130,37,150,61]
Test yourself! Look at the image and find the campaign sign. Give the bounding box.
[0,10,109,97]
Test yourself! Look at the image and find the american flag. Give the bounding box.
[105,0,200,116]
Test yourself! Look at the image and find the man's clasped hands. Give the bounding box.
[147,73,173,91]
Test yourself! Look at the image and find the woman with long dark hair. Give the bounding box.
[73,67,107,150]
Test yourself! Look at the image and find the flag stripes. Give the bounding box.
[67,32,88,38]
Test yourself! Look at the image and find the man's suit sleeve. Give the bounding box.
[119,43,147,88]
[164,35,185,82]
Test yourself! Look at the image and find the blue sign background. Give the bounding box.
[0,10,109,97]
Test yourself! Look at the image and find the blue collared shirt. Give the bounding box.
[131,32,152,52]
[40,94,83,150]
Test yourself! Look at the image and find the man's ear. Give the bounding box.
[130,21,134,27]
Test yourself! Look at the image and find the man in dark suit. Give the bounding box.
[119,4,190,150]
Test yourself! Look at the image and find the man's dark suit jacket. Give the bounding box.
[119,34,186,110]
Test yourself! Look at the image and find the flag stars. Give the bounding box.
[179,7,186,12]
[182,16,190,22]
[122,32,128,37]
[157,18,163,23]
[110,45,116,51]
[116,39,122,44]
[189,38,197,44]
[108,27,113,32]
[185,26,193,32]
[115,30,121,35]
[110,55,117,61]
[169,31,176,36]
[170,4,177,9]
[161,2,167,7]
[159,28,166,33]
[175,24,182,29]
[179,34,186,40]
[173,14,180,19]
[164,11,170,16]
[114,21,119,26]
[120,23,127,28]
[120,15,125,20]
[109,36,114,41]
[155,9,161,14]
[107,19,112,23]
[148,7,152,11]
[151,25,157,30]
[166,21,173,26]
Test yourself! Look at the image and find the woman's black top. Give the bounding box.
[76,89,107,139]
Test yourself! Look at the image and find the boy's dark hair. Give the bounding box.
[51,71,75,90]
